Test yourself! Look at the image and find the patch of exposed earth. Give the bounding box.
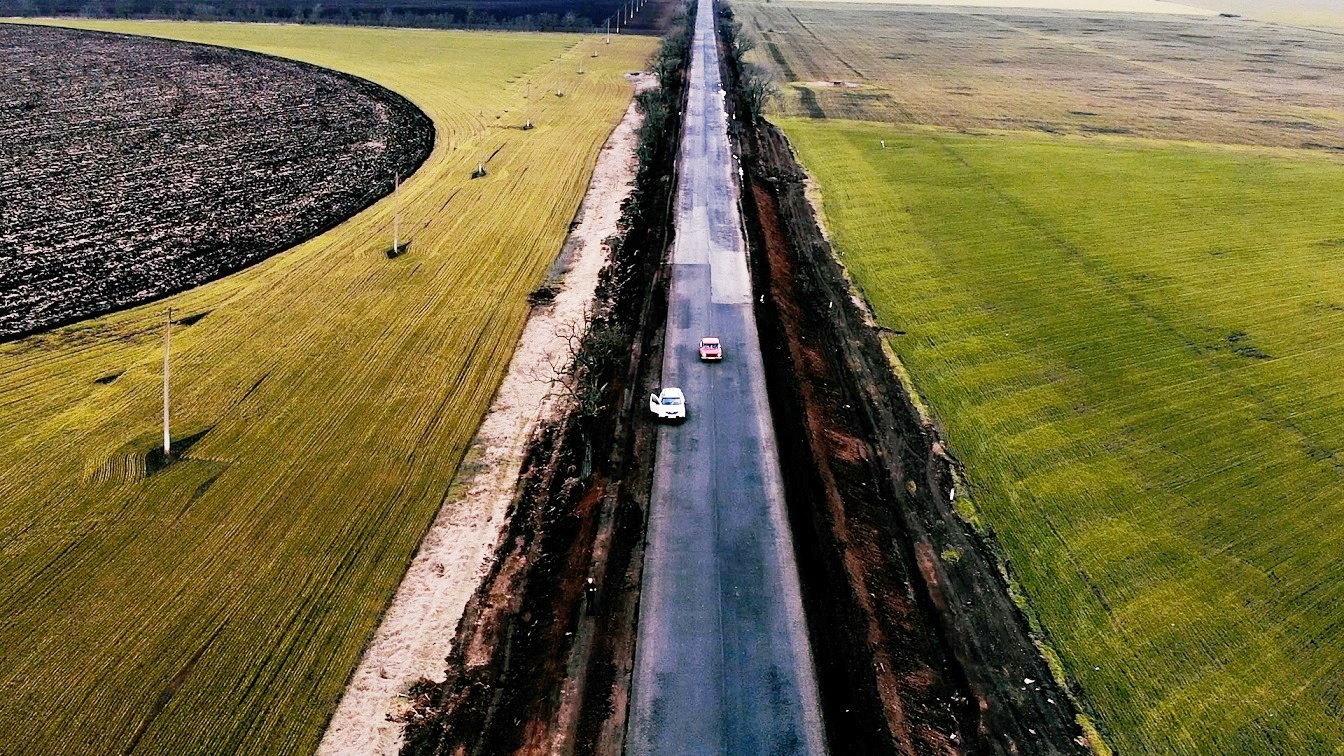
[0,23,432,340]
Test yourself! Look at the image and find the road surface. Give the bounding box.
[626,0,826,752]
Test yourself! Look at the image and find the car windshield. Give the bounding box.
[661,396,682,405]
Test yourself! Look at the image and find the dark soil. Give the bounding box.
[0,0,680,34]
[0,23,433,341]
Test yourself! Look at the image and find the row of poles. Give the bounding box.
[604,0,648,38]
[157,10,647,457]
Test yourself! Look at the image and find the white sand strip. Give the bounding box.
[316,72,654,756]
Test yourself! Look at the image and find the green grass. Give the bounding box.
[0,19,652,755]
[781,117,1344,753]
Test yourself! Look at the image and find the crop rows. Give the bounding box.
[780,118,1344,754]
[0,24,433,339]
[0,20,652,755]
[732,0,1344,751]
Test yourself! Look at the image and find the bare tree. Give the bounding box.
[742,64,778,122]
[529,307,626,478]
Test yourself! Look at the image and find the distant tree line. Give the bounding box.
[0,0,618,32]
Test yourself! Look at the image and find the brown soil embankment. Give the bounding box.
[394,15,692,753]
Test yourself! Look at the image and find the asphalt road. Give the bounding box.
[627,0,826,752]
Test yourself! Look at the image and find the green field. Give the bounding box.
[0,20,651,754]
[736,0,1344,748]
[781,119,1344,753]
[738,0,1344,748]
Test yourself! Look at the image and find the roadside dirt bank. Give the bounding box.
[719,7,1094,753]
[393,19,691,752]
[317,73,650,756]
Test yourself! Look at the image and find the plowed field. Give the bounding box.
[0,23,432,339]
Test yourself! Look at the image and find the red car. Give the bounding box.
[698,337,723,361]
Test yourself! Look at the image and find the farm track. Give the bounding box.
[0,20,653,755]
[0,23,432,340]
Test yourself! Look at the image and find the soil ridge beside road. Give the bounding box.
[718,5,1096,749]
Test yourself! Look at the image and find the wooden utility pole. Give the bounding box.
[163,307,171,458]
[524,81,534,129]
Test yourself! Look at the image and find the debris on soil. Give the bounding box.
[527,284,560,306]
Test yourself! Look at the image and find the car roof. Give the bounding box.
[662,387,684,398]
[700,337,719,343]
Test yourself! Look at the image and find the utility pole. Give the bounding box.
[524,81,534,129]
[163,307,171,458]
[393,173,400,254]
[605,17,610,43]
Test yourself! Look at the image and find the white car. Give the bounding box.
[649,387,687,421]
